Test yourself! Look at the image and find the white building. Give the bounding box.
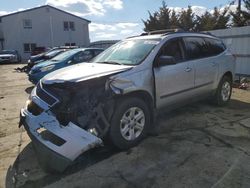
[0,5,91,60]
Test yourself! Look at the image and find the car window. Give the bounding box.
[0,50,16,55]
[74,50,93,63]
[184,37,208,60]
[45,49,63,57]
[159,39,184,62]
[51,49,80,61]
[94,50,103,56]
[204,38,226,56]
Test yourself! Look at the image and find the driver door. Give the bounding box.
[154,38,195,109]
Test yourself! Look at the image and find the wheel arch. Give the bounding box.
[215,71,233,94]
[221,71,233,82]
[118,90,154,109]
[114,90,155,125]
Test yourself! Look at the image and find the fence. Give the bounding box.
[209,26,250,76]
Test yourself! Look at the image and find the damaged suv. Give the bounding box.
[19,30,235,171]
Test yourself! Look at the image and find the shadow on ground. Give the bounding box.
[5,142,119,188]
[5,99,250,188]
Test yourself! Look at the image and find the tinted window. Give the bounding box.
[74,50,93,63]
[204,38,225,56]
[51,49,80,61]
[160,39,184,62]
[45,49,64,58]
[94,50,103,56]
[81,50,94,61]
[184,37,208,60]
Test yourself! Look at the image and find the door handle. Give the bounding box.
[211,62,216,67]
[185,67,192,72]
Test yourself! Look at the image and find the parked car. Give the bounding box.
[28,48,104,84]
[28,46,78,67]
[0,50,21,63]
[27,48,68,70]
[20,30,235,172]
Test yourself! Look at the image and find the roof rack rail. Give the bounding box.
[199,31,216,37]
[140,28,184,36]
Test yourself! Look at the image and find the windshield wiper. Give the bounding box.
[96,61,123,65]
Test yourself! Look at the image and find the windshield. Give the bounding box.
[51,49,80,61]
[45,49,64,57]
[92,39,160,65]
[0,50,15,55]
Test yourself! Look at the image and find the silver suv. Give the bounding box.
[20,30,235,171]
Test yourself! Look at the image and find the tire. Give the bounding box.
[214,75,232,106]
[109,97,151,150]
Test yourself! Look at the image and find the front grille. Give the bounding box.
[27,101,44,116]
[36,82,58,106]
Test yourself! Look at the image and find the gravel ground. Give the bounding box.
[1,64,250,188]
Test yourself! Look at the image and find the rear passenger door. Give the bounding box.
[183,37,219,94]
[154,38,195,108]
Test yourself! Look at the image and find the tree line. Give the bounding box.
[142,0,250,32]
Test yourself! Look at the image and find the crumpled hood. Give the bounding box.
[42,63,133,84]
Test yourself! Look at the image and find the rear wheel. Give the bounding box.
[214,76,232,106]
[109,97,150,150]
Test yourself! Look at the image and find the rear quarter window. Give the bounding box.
[204,38,226,56]
[184,37,226,60]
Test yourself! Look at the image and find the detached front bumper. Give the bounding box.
[20,108,103,171]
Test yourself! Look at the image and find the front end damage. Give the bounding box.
[20,109,102,171]
[19,73,126,171]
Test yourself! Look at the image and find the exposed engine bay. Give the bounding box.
[45,76,116,138]
[25,73,121,141]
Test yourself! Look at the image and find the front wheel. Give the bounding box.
[109,97,151,150]
[214,76,232,106]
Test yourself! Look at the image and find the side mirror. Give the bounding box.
[156,55,176,67]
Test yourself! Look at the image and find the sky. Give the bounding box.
[0,0,238,42]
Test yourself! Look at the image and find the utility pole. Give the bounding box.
[238,0,241,11]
